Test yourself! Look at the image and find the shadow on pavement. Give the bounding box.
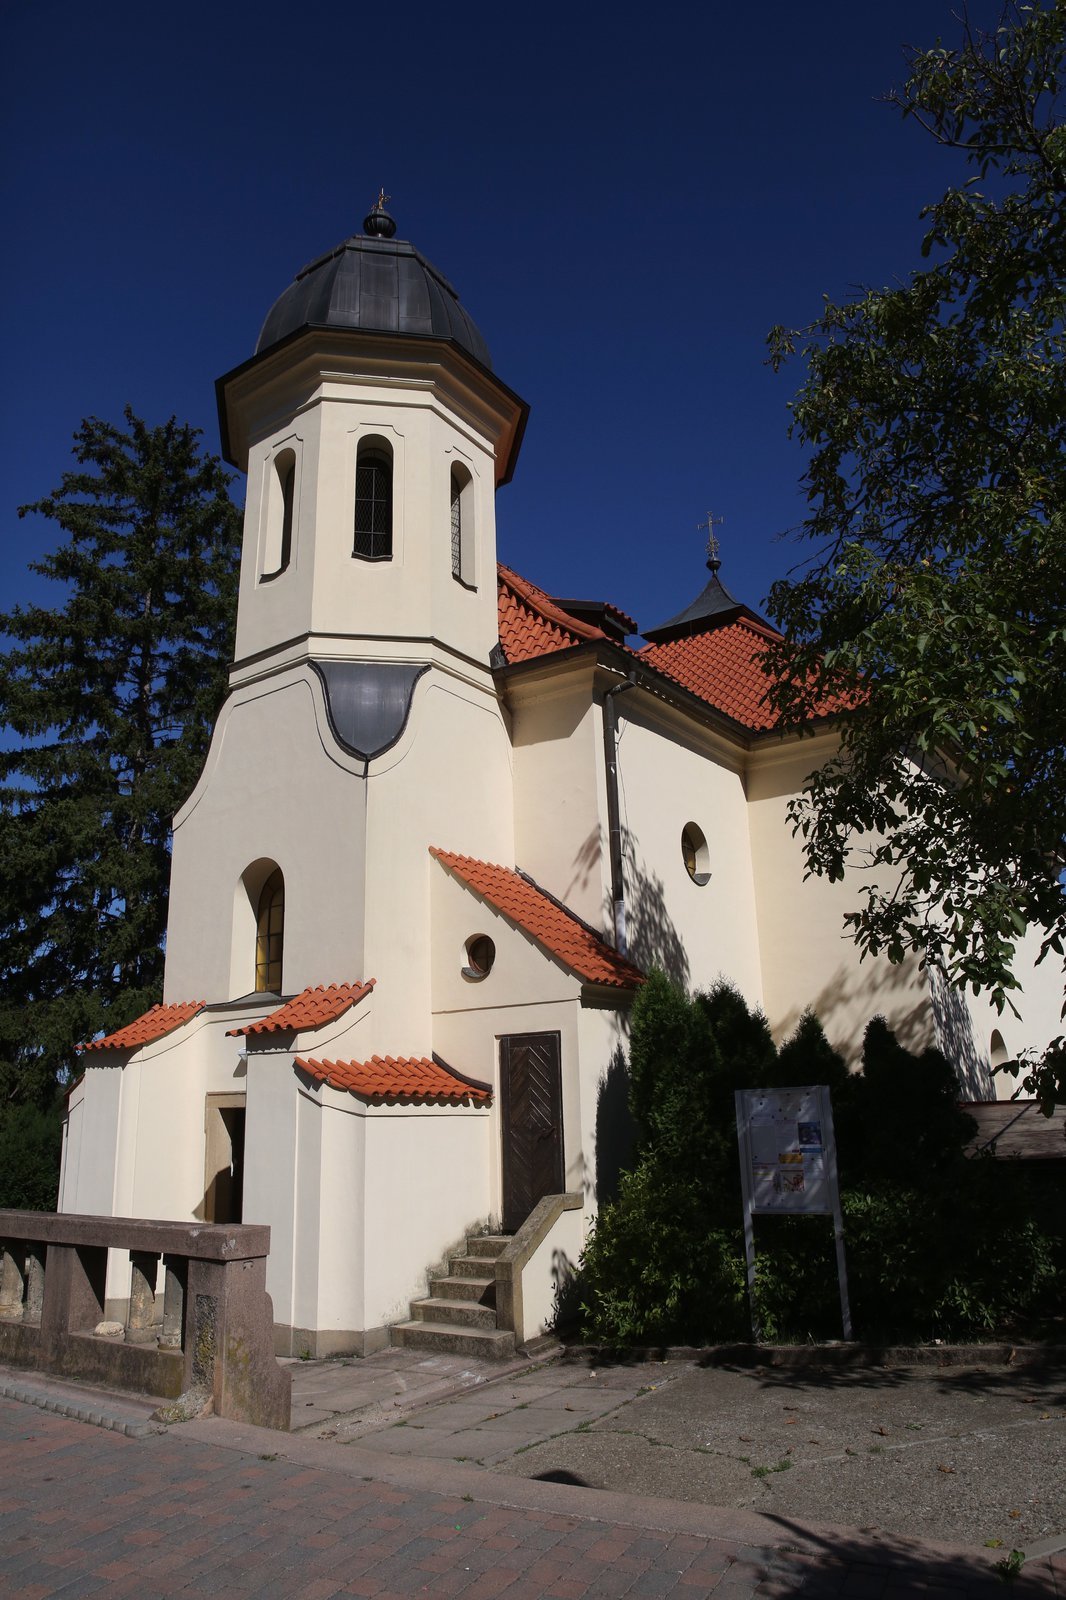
[764,1513,1058,1597]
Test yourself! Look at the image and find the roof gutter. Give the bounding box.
[602,671,638,955]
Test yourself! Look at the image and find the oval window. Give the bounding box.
[463,935,496,981]
[681,823,710,886]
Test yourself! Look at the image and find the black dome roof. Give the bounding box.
[256,214,493,369]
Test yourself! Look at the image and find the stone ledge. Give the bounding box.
[0,1373,159,1438]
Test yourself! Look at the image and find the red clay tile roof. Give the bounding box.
[640,618,784,731]
[79,1001,205,1053]
[640,621,855,731]
[497,564,611,664]
[498,563,848,733]
[430,847,644,989]
[227,981,375,1037]
[296,1054,492,1106]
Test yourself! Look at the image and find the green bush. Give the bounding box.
[579,976,1064,1344]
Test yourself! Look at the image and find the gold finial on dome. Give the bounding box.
[364,189,397,239]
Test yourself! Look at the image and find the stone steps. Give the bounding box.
[449,1253,501,1281]
[462,1235,510,1258]
[388,1319,516,1359]
[430,1274,495,1304]
[407,1296,497,1331]
[390,1230,513,1359]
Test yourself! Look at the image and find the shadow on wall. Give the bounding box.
[773,953,934,1065]
[619,842,691,991]
[550,1246,581,1332]
[594,1047,637,1208]
[564,826,606,923]
[929,969,993,1100]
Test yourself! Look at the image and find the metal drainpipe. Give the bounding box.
[602,673,637,955]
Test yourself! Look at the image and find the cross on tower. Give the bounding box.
[698,510,724,570]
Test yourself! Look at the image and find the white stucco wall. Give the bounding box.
[613,702,764,1005]
[361,1104,491,1331]
[746,737,935,1063]
[518,1203,585,1342]
[951,924,1065,1101]
[165,669,368,1004]
[361,667,515,1052]
[510,670,610,934]
[430,862,632,1219]
[59,1067,122,1216]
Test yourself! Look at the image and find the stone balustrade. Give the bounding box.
[0,1211,291,1430]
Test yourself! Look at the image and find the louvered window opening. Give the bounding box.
[354,454,392,560]
[450,474,462,578]
[255,870,284,992]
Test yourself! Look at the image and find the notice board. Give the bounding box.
[734,1085,852,1338]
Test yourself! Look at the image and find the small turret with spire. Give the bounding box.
[642,509,768,644]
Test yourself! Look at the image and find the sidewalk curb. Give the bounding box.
[564,1340,1066,1370]
[0,1372,158,1439]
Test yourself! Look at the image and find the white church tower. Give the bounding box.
[163,196,528,1049]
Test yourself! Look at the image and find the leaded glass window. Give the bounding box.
[354,445,392,560]
[450,472,462,578]
[255,870,284,992]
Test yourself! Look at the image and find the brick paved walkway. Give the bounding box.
[0,1398,1061,1597]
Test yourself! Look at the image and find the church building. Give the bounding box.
[58,201,1061,1358]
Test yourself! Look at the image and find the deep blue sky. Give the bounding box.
[1,1,1000,638]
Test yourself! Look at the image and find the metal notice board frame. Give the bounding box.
[734,1085,852,1341]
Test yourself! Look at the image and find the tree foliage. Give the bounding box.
[579,974,1064,1344]
[0,409,241,1127]
[764,3,1066,1021]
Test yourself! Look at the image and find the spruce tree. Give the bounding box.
[0,408,241,1131]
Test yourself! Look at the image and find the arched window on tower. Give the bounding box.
[354,438,393,561]
[450,464,474,587]
[989,1029,1011,1072]
[255,869,285,993]
[262,448,296,579]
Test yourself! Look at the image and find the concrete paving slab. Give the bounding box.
[286,1344,549,1433]
[281,1348,1066,1559]
[479,1359,1066,1556]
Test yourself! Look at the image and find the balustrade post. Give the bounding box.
[0,1245,26,1320]
[23,1245,46,1324]
[125,1250,157,1344]
[158,1255,186,1349]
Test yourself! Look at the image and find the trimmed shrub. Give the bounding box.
[579,977,1064,1344]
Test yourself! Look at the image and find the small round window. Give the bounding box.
[681,823,711,886]
[463,935,496,981]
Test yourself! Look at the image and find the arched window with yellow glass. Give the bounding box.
[255,869,285,992]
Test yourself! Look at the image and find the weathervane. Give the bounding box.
[372,187,391,213]
[698,510,724,571]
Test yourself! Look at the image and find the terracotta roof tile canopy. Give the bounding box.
[227,981,375,1037]
[79,1001,205,1053]
[497,565,613,664]
[430,848,644,990]
[297,1054,491,1106]
[497,562,849,735]
[640,618,784,732]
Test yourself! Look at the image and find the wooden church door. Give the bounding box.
[500,1033,563,1233]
